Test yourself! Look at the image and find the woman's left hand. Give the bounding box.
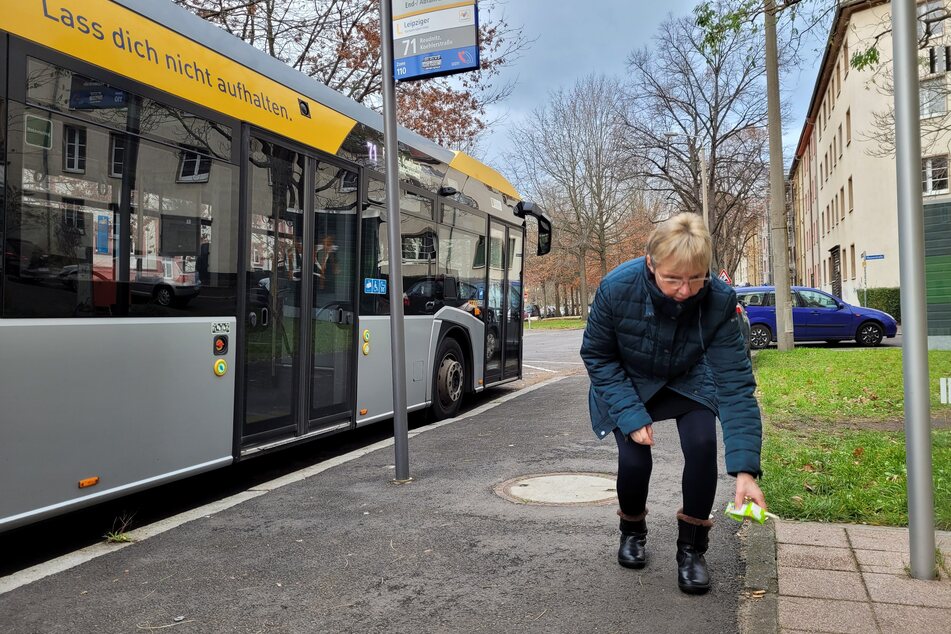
[734,473,766,509]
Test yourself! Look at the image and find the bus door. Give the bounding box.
[308,162,358,430]
[242,136,357,447]
[484,221,522,383]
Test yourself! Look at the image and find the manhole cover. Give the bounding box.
[494,472,617,506]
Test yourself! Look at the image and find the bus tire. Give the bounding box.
[432,337,466,421]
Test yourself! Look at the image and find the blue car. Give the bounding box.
[735,286,898,349]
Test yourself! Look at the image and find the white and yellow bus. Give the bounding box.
[0,0,551,531]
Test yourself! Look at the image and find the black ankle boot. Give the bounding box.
[618,518,648,569]
[676,515,712,594]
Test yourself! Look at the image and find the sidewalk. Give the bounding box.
[1,374,747,633]
[743,519,951,633]
[2,372,949,633]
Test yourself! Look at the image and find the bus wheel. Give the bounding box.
[432,338,466,420]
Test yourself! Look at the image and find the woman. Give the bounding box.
[580,212,766,595]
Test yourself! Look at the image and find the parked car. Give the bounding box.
[523,303,541,320]
[737,301,751,358]
[3,238,49,279]
[735,285,898,349]
[130,256,201,307]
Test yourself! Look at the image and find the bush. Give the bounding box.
[859,287,901,322]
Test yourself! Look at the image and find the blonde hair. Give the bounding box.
[646,212,712,272]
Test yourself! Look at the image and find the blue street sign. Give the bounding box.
[364,278,388,295]
[96,216,109,254]
[864,254,885,260]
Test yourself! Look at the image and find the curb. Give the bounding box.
[738,520,779,634]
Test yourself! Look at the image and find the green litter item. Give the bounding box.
[724,501,772,524]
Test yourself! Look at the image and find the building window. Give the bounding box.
[109,133,125,178]
[848,176,854,212]
[62,197,85,234]
[177,149,212,183]
[920,78,947,117]
[844,38,850,76]
[922,155,949,194]
[840,186,846,219]
[850,244,856,280]
[836,64,841,96]
[63,124,86,173]
[919,1,945,40]
[841,248,848,280]
[928,46,951,74]
[838,125,843,157]
[846,109,851,145]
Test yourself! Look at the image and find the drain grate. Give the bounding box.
[494,472,617,507]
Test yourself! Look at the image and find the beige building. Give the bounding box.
[787,0,951,306]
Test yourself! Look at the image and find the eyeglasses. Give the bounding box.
[656,274,709,290]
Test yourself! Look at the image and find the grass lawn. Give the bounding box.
[525,317,586,330]
[753,348,951,529]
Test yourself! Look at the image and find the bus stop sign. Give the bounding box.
[718,269,733,285]
[392,0,480,81]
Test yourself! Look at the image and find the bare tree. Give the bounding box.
[622,15,771,276]
[506,75,642,319]
[173,0,528,148]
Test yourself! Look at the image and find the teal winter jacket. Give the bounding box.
[580,257,762,476]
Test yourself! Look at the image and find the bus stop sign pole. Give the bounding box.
[380,0,411,482]
[892,0,936,580]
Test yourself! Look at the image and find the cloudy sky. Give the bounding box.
[476,0,826,169]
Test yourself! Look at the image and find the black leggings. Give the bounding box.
[613,389,718,521]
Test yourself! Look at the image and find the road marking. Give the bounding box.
[523,364,558,373]
[0,374,570,595]
[523,360,584,365]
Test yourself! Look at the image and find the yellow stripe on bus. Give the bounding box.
[449,151,520,200]
[4,0,357,154]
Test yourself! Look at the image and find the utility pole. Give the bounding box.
[764,0,793,350]
[891,0,935,580]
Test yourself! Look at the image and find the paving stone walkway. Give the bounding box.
[774,520,951,633]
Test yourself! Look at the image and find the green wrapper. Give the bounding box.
[724,501,769,524]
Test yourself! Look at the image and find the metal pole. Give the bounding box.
[380,0,411,481]
[764,0,793,350]
[891,0,935,580]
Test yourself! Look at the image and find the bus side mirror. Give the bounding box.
[515,201,553,256]
[537,214,552,256]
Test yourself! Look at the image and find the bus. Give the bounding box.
[0,0,551,532]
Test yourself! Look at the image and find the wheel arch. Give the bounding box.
[437,322,474,395]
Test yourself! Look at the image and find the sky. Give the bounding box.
[476,0,827,172]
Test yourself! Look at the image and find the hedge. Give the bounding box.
[858,287,901,322]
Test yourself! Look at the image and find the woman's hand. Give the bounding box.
[734,473,766,508]
[629,424,654,446]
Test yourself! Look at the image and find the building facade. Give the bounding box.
[789,0,917,308]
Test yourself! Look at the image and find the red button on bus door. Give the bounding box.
[213,335,228,355]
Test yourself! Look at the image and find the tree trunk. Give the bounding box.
[554,284,562,317]
[578,250,589,321]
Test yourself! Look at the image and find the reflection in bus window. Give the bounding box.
[4,79,237,318]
